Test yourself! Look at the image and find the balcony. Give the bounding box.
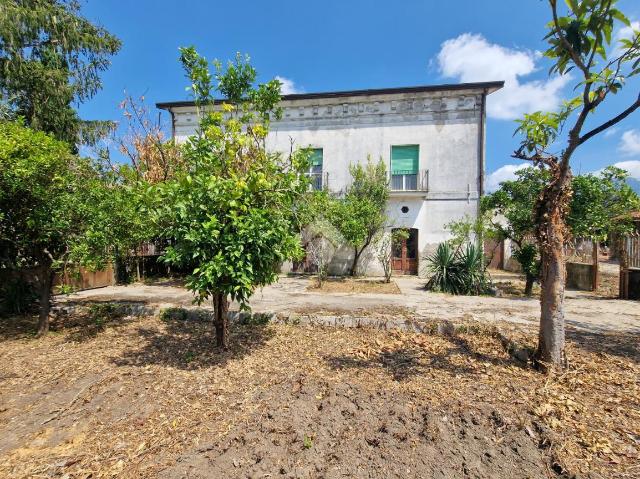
[307,171,328,191]
[390,169,428,193]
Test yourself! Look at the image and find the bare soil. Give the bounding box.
[1,311,638,478]
[307,278,401,295]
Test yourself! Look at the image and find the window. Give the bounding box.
[308,148,323,190]
[391,145,419,191]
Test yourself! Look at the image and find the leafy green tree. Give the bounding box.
[482,168,548,296]
[0,121,116,334]
[0,0,121,144]
[153,48,309,348]
[568,166,640,240]
[329,158,389,276]
[484,166,640,296]
[513,0,640,367]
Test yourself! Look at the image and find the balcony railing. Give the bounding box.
[307,171,328,191]
[390,169,428,192]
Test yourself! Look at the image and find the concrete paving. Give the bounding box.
[58,274,640,334]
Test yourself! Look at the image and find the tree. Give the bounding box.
[484,166,640,297]
[375,229,409,283]
[154,48,309,348]
[0,120,115,334]
[111,94,183,184]
[514,0,640,367]
[482,168,548,296]
[329,158,389,276]
[568,166,640,241]
[0,0,121,144]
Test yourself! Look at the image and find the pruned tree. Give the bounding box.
[113,94,183,184]
[329,157,389,276]
[0,0,121,145]
[375,229,409,283]
[154,48,309,348]
[304,218,340,287]
[512,0,640,367]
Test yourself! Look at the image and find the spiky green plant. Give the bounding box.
[425,242,490,295]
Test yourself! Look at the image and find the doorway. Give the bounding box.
[392,228,418,275]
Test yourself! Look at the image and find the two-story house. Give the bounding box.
[157,80,503,276]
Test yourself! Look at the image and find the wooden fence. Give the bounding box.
[620,233,640,300]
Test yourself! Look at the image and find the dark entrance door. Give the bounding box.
[392,228,418,275]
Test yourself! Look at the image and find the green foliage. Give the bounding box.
[445,212,499,249]
[159,307,189,322]
[568,166,640,239]
[88,303,120,327]
[0,120,79,269]
[0,277,37,315]
[0,0,121,144]
[484,166,640,243]
[154,48,309,309]
[328,157,389,275]
[425,242,490,296]
[512,243,540,280]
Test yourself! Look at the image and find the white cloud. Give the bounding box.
[619,130,640,156]
[612,160,640,180]
[616,21,639,44]
[604,127,619,138]
[436,33,571,120]
[275,76,303,95]
[485,163,529,192]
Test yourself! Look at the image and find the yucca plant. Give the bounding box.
[425,242,490,295]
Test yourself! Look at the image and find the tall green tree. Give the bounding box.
[329,158,389,276]
[0,120,117,334]
[154,48,309,348]
[483,168,549,296]
[0,0,121,144]
[513,0,640,367]
[484,166,640,296]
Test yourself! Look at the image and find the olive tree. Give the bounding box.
[513,0,640,366]
[154,48,309,348]
[329,158,389,276]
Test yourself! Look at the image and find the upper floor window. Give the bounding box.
[391,145,419,191]
[308,148,323,190]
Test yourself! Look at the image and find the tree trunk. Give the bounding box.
[213,292,229,349]
[534,171,571,368]
[37,265,54,337]
[524,274,535,296]
[350,248,362,277]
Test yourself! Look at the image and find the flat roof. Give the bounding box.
[156,81,504,110]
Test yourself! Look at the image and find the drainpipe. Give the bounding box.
[477,90,487,212]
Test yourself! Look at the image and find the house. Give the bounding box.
[157,81,504,276]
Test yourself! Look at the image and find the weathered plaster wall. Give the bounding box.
[168,87,487,276]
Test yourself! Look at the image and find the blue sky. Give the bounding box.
[78,0,640,189]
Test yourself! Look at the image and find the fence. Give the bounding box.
[620,232,640,300]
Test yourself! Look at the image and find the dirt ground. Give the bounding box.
[307,278,401,294]
[0,312,638,479]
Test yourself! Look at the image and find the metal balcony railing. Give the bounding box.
[390,169,428,192]
[307,171,328,191]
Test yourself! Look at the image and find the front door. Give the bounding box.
[392,228,418,275]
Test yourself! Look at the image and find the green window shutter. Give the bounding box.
[391,145,419,174]
[310,148,323,167]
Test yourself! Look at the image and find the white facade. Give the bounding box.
[158,82,503,276]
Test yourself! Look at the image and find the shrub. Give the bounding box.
[159,307,189,322]
[425,242,490,295]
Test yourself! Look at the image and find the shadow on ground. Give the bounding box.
[567,328,640,363]
[326,334,527,381]
[111,319,275,370]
